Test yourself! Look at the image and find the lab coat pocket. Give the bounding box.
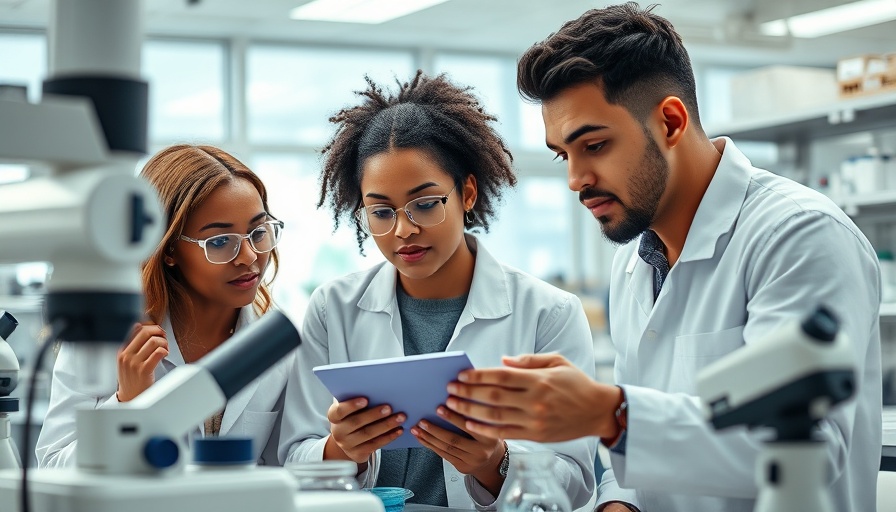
[671,325,745,392]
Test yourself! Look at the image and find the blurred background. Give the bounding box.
[2,0,896,459]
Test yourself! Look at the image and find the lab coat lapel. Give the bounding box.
[357,262,406,352]
[219,377,262,435]
[448,236,512,343]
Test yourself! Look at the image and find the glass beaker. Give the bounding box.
[499,451,572,512]
[285,460,360,492]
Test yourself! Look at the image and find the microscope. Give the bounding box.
[0,1,383,510]
[697,305,856,512]
[1,311,21,471]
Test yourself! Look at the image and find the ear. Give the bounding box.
[462,174,478,211]
[655,96,688,149]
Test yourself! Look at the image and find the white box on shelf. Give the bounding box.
[730,65,838,120]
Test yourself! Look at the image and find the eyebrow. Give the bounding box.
[365,182,440,200]
[199,212,267,232]
[546,124,609,150]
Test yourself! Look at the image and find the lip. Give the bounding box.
[395,245,429,263]
[582,197,615,218]
[228,272,260,290]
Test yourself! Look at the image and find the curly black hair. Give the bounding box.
[318,70,517,252]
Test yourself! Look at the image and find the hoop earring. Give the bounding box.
[464,210,475,226]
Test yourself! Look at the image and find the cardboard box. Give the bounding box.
[837,53,896,97]
[730,65,838,120]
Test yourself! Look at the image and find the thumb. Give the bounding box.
[502,353,566,369]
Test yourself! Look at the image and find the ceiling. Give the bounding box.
[1,0,894,67]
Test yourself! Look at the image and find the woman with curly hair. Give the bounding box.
[279,72,597,509]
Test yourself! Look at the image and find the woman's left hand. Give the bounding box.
[411,405,506,494]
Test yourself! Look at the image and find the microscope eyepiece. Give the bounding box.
[0,311,17,341]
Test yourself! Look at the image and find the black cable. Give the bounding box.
[20,319,65,512]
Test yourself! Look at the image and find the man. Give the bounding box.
[444,3,882,511]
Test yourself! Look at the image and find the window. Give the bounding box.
[247,45,415,146]
[143,39,227,143]
[250,152,384,312]
[0,32,47,102]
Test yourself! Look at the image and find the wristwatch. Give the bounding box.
[498,441,510,477]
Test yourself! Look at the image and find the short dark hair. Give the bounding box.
[319,70,516,252]
[517,2,701,128]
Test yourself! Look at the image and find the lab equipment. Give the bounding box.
[286,460,360,491]
[368,487,415,512]
[0,0,384,510]
[697,305,855,512]
[0,311,21,471]
[499,451,572,512]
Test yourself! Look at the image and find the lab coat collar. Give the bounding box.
[160,306,259,435]
[356,234,512,320]
[676,137,751,264]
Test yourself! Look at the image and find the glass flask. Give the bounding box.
[499,451,572,512]
[285,460,360,492]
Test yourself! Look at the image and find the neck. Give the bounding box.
[172,302,241,363]
[651,135,723,267]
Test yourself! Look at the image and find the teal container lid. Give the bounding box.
[368,487,414,512]
[879,250,895,261]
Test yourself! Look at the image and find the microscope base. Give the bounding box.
[755,441,833,512]
[0,466,384,512]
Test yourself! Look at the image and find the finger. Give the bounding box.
[454,367,534,389]
[121,325,166,355]
[412,425,467,464]
[342,413,407,446]
[413,420,473,457]
[436,406,495,442]
[501,353,567,369]
[134,336,169,362]
[447,381,532,409]
[444,396,527,426]
[142,346,168,372]
[461,419,529,441]
[326,397,369,423]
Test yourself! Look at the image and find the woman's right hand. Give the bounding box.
[324,397,406,464]
[116,323,169,402]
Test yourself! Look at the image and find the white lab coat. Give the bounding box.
[36,306,295,468]
[279,235,598,510]
[597,138,882,512]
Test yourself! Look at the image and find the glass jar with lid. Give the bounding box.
[285,460,360,492]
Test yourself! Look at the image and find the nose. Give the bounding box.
[566,157,595,193]
[232,237,258,266]
[393,208,420,239]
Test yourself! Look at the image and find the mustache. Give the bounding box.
[579,187,619,204]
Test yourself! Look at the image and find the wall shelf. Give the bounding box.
[707,90,896,142]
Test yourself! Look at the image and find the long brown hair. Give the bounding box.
[140,144,279,326]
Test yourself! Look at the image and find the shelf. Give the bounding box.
[707,90,896,142]
[835,190,896,216]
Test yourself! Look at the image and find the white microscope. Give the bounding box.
[0,1,383,511]
[0,311,21,471]
[697,305,856,512]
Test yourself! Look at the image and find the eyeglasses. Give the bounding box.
[355,189,454,237]
[179,219,284,264]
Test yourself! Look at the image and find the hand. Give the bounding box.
[116,323,169,402]
[324,397,406,464]
[411,405,505,495]
[445,353,620,442]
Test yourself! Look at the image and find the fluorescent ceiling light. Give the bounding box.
[290,0,450,24]
[759,0,896,38]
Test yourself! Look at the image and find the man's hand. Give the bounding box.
[324,397,406,464]
[116,323,169,402]
[445,353,621,442]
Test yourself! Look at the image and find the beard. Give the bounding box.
[582,135,669,245]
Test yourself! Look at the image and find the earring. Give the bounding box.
[164,257,175,267]
[464,210,475,226]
